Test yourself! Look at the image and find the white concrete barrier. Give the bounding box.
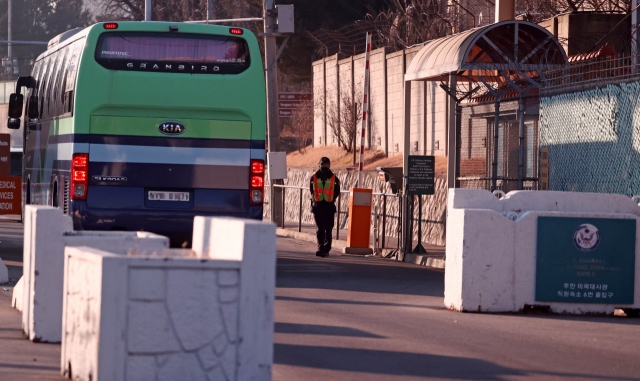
[0,257,8,284]
[12,277,23,311]
[62,217,276,381]
[445,189,640,314]
[21,206,169,343]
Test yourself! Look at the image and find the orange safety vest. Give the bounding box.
[313,174,335,202]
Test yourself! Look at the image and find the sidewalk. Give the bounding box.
[276,222,446,269]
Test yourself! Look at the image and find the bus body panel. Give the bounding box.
[22,22,266,243]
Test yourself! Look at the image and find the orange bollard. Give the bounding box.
[344,188,374,255]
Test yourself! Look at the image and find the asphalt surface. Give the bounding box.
[274,238,640,381]
[0,219,639,380]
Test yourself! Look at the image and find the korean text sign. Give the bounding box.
[535,216,635,304]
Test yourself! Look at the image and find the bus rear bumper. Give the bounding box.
[69,202,263,246]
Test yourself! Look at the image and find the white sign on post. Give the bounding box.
[268,152,287,180]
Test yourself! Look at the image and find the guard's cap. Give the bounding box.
[319,157,331,165]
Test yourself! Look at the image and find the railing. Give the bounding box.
[457,176,539,192]
[542,54,640,96]
[271,184,402,250]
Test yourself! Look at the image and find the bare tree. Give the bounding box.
[92,0,258,22]
[365,0,632,51]
[366,0,451,51]
[516,0,630,22]
[325,77,364,153]
[291,97,315,153]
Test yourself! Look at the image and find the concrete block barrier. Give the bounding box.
[62,217,276,381]
[0,257,8,284]
[12,277,23,311]
[21,206,169,343]
[445,189,640,314]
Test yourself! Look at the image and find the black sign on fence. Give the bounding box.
[406,155,435,195]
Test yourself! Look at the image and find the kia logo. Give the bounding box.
[158,122,186,135]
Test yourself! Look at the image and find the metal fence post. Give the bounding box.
[281,187,286,228]
[298,187,302,232]
[336,194,341,240]
[381,194,387,249]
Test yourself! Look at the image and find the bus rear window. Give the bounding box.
[95,32,250,74]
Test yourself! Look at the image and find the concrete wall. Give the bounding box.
[550,13,629,56]
[325,56,338,145]
[313,48,449,158]
[369,48,387,152]
[386,51,405,155]
[445,189,640,314]
[312,60,325,146]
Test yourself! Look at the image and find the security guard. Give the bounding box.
[309,157,341,257]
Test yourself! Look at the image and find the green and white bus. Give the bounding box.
[7,22,266,245]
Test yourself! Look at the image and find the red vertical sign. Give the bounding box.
[0,177,21,215]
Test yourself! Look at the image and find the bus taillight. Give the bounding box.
[250,159,264,205]
[71,153,89,200]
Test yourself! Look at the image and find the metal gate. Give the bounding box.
[457,110,539,192]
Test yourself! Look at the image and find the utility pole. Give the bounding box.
[264,1,279,154]
[634,0,640,70]
[207,0,215,21]
[145,0,152,21]
[7,0,12,78]
[264,0,283,225]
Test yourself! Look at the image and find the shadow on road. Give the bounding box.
[276,295,443,311]
[274,343,525,379]
[275,322,384,338]
[518,312,640,326]
[276,251,444,297]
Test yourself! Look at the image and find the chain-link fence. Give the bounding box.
[540,79,640,195]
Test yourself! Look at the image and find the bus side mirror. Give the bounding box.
[27,95,39,119]
[7,118,20,129]
[8,93,24,118]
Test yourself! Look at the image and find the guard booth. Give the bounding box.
[401,20,568,254]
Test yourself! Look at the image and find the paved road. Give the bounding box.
[0,220,639,380]
[274,238,640,381]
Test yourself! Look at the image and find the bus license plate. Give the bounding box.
[148,191,190,202]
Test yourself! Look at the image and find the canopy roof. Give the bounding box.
[405,20,568,82]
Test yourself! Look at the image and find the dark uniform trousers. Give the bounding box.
[313,203,335,253]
